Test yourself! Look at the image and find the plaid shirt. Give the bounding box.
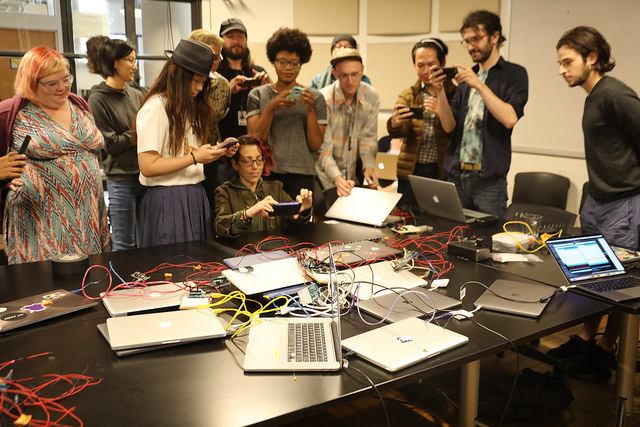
[316,81,380,189]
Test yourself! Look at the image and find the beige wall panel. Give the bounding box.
[367,42,417,110]
[293,0,358,35]
[446,40,475,68]
[439,0,500,32]
[248,42,332,88]
[367,0,431,35]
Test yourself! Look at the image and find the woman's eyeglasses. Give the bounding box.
[237,157,264,167]
[38,74,74,90]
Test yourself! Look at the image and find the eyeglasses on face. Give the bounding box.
[237,157,264,167]
[120,57,137,65]
[460,32,488,47]
[38,74,74,90]
[337,71,362,81]
[274,58,301,69]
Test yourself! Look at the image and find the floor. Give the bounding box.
[284,322,640,427]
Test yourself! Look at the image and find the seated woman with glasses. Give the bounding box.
[0,46,110,264]
[214,135,312,238]
[246,27,327,199]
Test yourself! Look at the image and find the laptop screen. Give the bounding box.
[546,234,626,282]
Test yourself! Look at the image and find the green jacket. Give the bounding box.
[214,176,312,237]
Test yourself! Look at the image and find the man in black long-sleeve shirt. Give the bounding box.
[548,26,640,380]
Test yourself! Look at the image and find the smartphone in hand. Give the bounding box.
[217,139,239,149]
[286,86,304,100]
[268,202,301,216]
[239,78,261,88]
[436,67,458,80]
[407,107,423,119]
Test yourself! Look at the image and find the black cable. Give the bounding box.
[344,364,391,427]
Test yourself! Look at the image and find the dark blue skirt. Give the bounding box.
[139,184,213,248]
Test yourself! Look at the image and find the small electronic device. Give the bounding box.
[18,135,31,154]
[407,107,423,119]
[286,86,304,99]
[437,67,458,80]
[217,138,238,149]
[268,201,301,217]
[239,77,261,88]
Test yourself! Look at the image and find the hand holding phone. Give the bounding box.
[217,138,239,149]
[18,135,31,154]
[436,67,458,80]
[239,78,261,88]
[268,201,301,217]
[407,107,423,119]
[286,86,304,100]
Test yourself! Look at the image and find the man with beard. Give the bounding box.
[218,18,271,140]
[546,27,640,380]
[438,10,528,217]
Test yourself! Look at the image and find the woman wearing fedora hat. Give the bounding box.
[135,38,238,247]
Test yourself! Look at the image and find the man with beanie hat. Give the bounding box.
[218,18,271,140]
[311,34,372,90]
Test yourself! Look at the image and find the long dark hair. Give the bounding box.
[134,61,212,156]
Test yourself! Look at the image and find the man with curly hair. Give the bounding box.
[247,28,327,198]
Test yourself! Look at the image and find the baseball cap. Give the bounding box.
[330,48,362,67]
[219,18,247,36]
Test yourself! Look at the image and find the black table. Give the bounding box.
[0,226,612,426]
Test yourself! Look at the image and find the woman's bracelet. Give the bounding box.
[241,208,252,224]
[190,152,197,166]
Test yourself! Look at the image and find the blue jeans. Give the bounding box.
[106,180,146,251]
[448,171,508,217]
[580,193,640,249]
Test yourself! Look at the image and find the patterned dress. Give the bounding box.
[4,101,110,264]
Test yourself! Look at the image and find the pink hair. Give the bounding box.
[15,46,69,100]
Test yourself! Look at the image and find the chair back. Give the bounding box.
[512,172,571,210]
[503,203,577,235]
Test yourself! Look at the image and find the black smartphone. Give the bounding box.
[268,202,301,217]
[218,139,238,149]
[407,107,423,118]
[239,78,261,88]
[18,135,31,154]
[437,67,458,80]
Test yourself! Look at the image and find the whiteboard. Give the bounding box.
[508,0,640,158]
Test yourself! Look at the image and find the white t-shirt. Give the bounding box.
[136,94,204,186]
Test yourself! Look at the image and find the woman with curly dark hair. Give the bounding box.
[246,27,327,198]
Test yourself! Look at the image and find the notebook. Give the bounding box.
[473,279,554,318]
[408,175,493,223]
[242,244,342,372]
[222,257,308,295]
[374,153,398,181]
[341,317,469,372]
[102,283,188,317]
[223,250,291,269]
[349,261,429,300]
[302,240,402,268]
[358,288,461,323]
[546,234,640,302]
[106,309,227,351]
[0,289,97,333]
[325,187,402,227]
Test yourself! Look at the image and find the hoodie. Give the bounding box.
[88,82,144,180]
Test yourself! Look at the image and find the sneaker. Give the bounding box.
[547,335,592,361]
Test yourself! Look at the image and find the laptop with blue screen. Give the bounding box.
[546,234,640,302]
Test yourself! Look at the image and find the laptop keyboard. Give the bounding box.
[582,276,640,293]
[287,322,328,363]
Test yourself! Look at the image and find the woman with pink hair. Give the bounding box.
[0,46,109,264]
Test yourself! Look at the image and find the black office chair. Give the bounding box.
[512,172,571,210]
[503,203,577,235]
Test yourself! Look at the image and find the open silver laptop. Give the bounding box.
[0,289,97,332]
[342,317,468,372]
[243,245,342,372]
[473,279,555,318]
[223,250,291,269]
[374,153,398,181]
[546,234,640,302]
[358,288,461,323]
[102,283,188,317]
[325,187,402,226]
[106,309,226,351]
[408,175,493,223]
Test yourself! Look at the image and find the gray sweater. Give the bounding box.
[88,82,145,181]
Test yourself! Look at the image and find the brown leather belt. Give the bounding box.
[460,162,481,171]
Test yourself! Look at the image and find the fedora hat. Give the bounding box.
[164,39,214,77]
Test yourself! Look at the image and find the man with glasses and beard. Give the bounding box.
[438,10,528,217]
[217,18,271,140]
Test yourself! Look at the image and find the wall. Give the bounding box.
[204,0,638,218]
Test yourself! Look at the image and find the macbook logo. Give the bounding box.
[158,321,173,328]
[378,162,385,170]
[432,195,440,204]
